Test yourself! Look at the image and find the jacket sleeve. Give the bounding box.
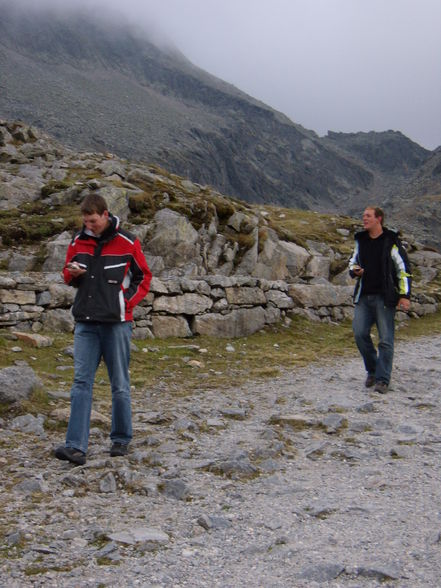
[348,241,360,278]
[123,239,152,310]
[391,238,412,298]
[62,239,83,287]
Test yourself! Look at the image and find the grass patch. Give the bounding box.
[264,206,358,252]
[25,564,74,576]
[0,202,81,247]
[396,310,441,339]
[0,311,440,415]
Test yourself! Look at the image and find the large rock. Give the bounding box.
[99,185,130,222]
[0,288,36,305]
[235,227,259,276]
[265,290,294,309]
[147,209,201,273]
[225,286,266,305]
[0,365,42,404]
[107,527,169,547]
[8,253,36,272]
[409,250,441,268]
[206,234,228,272]
[151,316,192,338]
[305,255,331,280]
[41,308,74,332]
[42,231,72,272]
[251,228,287,280]
[192,307,266,338]
[0,171,41,210]
[227,211,258,232]
[288,283,353,308]
[277,240,310,278]
[249,231,310,281]
[153,293,213,315]
[48,283,76,308]
[12,331,53,348]
[97,159,127,178]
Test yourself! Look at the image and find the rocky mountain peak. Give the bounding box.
[0,2,439,246]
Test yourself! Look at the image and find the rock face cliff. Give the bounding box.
[0,2,439,245]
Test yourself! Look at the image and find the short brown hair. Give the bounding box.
[80,193,108,215]
[366,206,385,226]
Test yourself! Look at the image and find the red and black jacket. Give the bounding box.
[63,214,152,323]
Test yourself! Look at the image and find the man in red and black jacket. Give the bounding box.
[55,193,152,465]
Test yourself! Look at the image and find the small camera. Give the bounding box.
[67,262,80,270]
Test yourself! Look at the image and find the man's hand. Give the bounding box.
[66,262,86,278]
[352,265,364,277]
[397,298,410,312]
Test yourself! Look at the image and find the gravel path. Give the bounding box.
[1,335,441,587]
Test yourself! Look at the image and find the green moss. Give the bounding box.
[20,388,51,416]
[41,180,73,197]
[128,191,156,214]
[25,565,74,576]
[0,203,80,247]
[227,231,255,251]
[96,556,120,566]
[213,198,237,221]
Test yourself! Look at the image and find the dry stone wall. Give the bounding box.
[0,269,438,339]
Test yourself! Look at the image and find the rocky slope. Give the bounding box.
[1,119,440,341]
[389,148,441,246]
[0,1,439,246]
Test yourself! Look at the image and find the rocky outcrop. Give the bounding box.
[0,120,440,338]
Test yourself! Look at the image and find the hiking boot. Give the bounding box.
[54,446,86,465]
[110,442,128,457]
[374,381,389,394]
[365,374,376,388]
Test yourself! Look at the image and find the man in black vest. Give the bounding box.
[349,206,412,393]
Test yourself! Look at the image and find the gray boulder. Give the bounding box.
[193,307,266,338]
[147,209,202,274]
[0,365,43,404]
[42,231,72,272]
[41,308,75,332]
[153,293,212,315]
[151,316,192,338]
[289,283,353,308]
[99,185,130,222]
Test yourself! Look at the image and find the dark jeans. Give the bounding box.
[352,295,396,385]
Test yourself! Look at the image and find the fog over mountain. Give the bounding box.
[0,0,439,245]
[5,0,440,151]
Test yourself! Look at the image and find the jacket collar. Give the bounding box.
[80,212,119,241]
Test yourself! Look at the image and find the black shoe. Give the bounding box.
[374,381,389,394]
[110,442,128,457]
[365,374,376,388]
[55,446,86,465]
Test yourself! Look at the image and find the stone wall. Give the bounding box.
[0,270,438,339]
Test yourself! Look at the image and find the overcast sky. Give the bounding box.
[12,0,441,150]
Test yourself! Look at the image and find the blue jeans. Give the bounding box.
[352,295,396,385]
[65,321,133,453]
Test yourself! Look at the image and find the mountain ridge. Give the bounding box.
[0,1,439,245]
